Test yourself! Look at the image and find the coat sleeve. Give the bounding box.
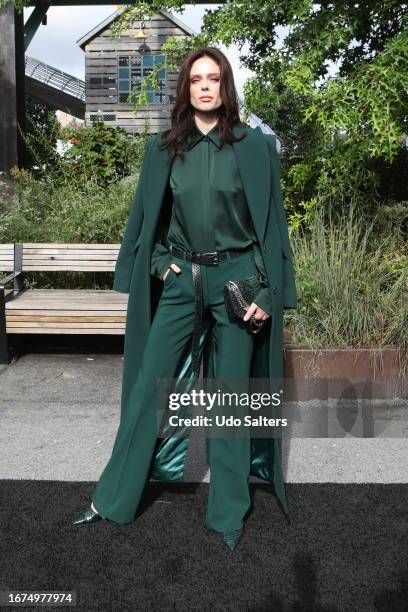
[252,240,273,315]
[113,135,155,293]
[150,178,174,280]
[150,241,172,280]
[264,134,298,310]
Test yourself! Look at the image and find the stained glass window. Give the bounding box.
[118,54,166,104]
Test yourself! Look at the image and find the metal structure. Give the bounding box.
[25,55,85,102]
[25,55,85,117]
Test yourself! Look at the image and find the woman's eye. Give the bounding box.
[191,78,220,84]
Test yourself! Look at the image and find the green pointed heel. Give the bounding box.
[222,528,243,551]
[73,505,104,525]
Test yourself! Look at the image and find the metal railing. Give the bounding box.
[25,55,85,102]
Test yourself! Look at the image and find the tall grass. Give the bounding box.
[0,158,141,290]
[287,203,408,360]
[0,168,136,244]
[0,116,148,244]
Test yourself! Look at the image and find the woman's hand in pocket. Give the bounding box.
[162,263,182,281]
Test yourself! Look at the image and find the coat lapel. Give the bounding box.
[144,125,271,247]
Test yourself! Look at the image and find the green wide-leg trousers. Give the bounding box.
[92,249,260,534]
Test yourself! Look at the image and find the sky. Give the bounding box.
[23,4,254,98]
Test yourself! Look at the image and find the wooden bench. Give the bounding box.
[0,243,128,364]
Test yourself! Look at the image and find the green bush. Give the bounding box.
[0,117,151,290]
[59,120,143,186]
[0,161,144,291]
[0,168,135,244]
[286,203,408,362]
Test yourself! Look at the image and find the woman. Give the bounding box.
[73,47,297,551]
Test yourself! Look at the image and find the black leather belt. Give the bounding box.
[171,244,253,266]
[169,244,253,376]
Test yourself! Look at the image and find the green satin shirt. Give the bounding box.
[150,122,273,314]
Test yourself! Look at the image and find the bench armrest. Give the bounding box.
[0,271,22,290]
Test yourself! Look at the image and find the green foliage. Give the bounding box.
[0,168,134,244]
[285,204,408,359]
[59,120,143,186]
[0,0,26,10]
[0,117,150,289]
[23,96,60,173]
[0,161,144,290]
[100,0,408,228]
[17,108,150,188]
[1,115,150,242]
[198,0,408,225]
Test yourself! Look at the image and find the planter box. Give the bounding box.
[282,339,407,401]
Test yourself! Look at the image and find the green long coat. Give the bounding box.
[113,124,298,516]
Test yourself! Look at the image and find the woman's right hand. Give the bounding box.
[162,263,182,281]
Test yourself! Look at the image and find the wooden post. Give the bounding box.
[0,3,26,177]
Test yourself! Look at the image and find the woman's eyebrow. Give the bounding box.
[190,73,221,78]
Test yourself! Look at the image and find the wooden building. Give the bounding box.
[76,7,196,135]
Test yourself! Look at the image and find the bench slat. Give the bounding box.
[6,309,126,316]
[6,288,126,295]
[7,321,125,328]
[21,265,116,269]
[7,292,126,299]
[23,254,119,259]
[7,315,125,322]
[7,291,126,297]
[6,288,128,313]
[8,296,126,300]
[21,243,120,248]
[7,309,127,313]
[23,250,119,256]
[21,265,116,270]
[7,328,124,334]
[0,245,14,274]
[12,289,123,294]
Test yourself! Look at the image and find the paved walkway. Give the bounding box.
[1,353,407,482]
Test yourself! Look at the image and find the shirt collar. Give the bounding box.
[183,122,222,151]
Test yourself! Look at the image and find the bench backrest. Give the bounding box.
[0,244,120,272]
[0,244,14,272]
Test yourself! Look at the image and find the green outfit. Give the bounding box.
[150,122,273,314]
[91,122,272,534]
[94,124,298,533]
[92,248,259,533]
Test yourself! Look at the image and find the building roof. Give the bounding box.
[76,6,197,50]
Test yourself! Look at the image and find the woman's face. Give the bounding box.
[189,56,222,114]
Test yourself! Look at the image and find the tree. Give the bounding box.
[4,0,408,229]
[23,95,61,176]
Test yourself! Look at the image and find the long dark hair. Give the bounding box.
[159,47,247,162]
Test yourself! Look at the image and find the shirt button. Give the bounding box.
[263,245,267,253]
[272,286,278,294]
